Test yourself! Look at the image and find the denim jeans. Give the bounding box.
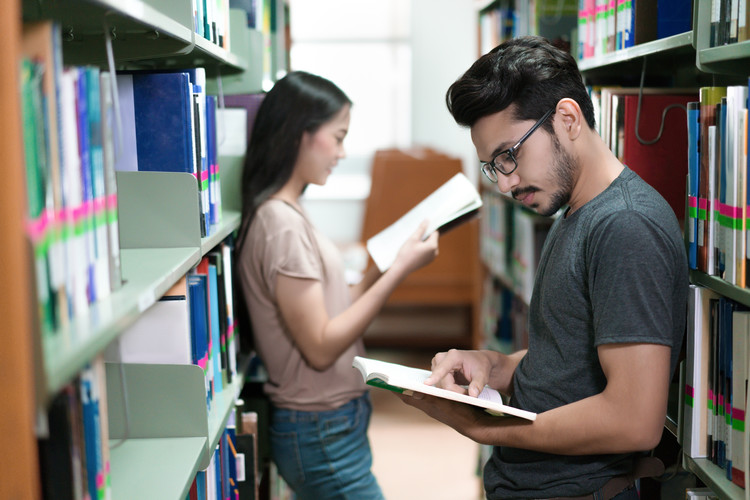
[269,392,385,500]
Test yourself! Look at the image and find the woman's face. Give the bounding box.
[295,104,351,186]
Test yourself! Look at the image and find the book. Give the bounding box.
[102,277,193,365]
[687,101,700,270]
[365,172,482,272]
[352,356,537,421]
[699,87,727,274]
[611,92,697,222]
[684,284,718,458]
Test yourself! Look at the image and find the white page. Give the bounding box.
[366,173,482,271]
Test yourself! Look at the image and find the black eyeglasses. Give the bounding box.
[480,108,556,182]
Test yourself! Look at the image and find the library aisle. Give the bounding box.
[367,348,482,500]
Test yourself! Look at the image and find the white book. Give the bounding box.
[365,172,482,272]
[103,278,192,365]
[683,284,718,458]
[352,356,536,421]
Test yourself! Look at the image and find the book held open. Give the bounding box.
[352,356,537,420]
[365,172,482,272]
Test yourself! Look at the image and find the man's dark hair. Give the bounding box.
[446,36,595,132]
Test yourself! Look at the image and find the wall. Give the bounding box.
[411,0,479,185]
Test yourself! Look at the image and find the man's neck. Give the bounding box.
[566,133,624,215]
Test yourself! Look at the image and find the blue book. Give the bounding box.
[687,102,700,270]
[718,98,727,277]
[208,263,223,394]
[196,470,207,500]
[188,274,212,411]
[131,72,194,174]
[205,94,221,225]
[76,68,97,304]
[130,72,209,237]
[656,0,692,39]
[79,366,103,500]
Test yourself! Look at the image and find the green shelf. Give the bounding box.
[683,457,745,500]
[42,246,199,400]
[109,437,207,500]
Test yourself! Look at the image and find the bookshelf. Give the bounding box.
[577,0,749,498]
[474,0,750,497]
[4,0,287,497]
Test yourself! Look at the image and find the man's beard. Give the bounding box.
[538,134,577,217]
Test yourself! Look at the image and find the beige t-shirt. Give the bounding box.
[237,199,366,411]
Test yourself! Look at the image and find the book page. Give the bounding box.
[353,356,536,421]
[366,173,482,272]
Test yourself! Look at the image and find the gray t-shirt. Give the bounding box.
[237,199,366,411]
[484,167,688,499]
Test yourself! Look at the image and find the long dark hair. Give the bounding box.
[446,36,595,133]
[235,71,352,253]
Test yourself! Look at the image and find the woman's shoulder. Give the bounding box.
[253,199,309,234]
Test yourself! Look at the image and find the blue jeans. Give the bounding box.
[269,392,385,500]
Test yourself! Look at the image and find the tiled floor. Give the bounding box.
[366,348,483,500]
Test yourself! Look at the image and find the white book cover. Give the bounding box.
[104,293,192,365]
[352,356,536,421]
[683,284,718,458]
[365,172,482,272]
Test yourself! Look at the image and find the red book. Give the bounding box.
[618,93,697,222]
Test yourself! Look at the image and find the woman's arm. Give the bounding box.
[276,222,439,370]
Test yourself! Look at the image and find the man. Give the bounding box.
[400,36,688,499]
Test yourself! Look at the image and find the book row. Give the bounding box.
[104,240,240,412]
[37,357,257,500]
[19,21,230,339]
[577,0,692,60]
[708,0,750,47]
[684,284,750,490]
[480,190,553,306]
[194,0,231,49]
[478,0,578,56]
[480,274,531,354]
[20,23,123,334]
[687,83,750,287]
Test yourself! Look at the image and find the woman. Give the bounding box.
[235,71,439,499]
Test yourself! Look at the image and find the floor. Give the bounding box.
[366,348,483,500]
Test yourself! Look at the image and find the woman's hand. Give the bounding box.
[391,220,439,275]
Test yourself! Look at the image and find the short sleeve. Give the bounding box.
[253,202,323,297]
[587,210,681,348]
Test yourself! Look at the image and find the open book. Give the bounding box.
[365,172,482,272]
[352,356,537,421]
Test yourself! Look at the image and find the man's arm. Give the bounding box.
[402,342,670,455]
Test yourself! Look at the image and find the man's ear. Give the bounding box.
[555,98,583,140]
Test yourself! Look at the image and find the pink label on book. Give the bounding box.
[688,196,698,208]
[719,203,743,219]
[93,196,106,214]
[733,407,745,421]
[26,210,51,242]
[698,198,709,210]
[685,384,694,397]
[106,194,118,210]
[197,354,208,370]
[201,170,209,182]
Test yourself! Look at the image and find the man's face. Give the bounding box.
[471,107,577,217]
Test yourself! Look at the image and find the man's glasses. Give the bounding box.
[480,108,556,182]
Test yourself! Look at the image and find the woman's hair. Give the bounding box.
[446,36,595,133]
[235,71,351,252]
